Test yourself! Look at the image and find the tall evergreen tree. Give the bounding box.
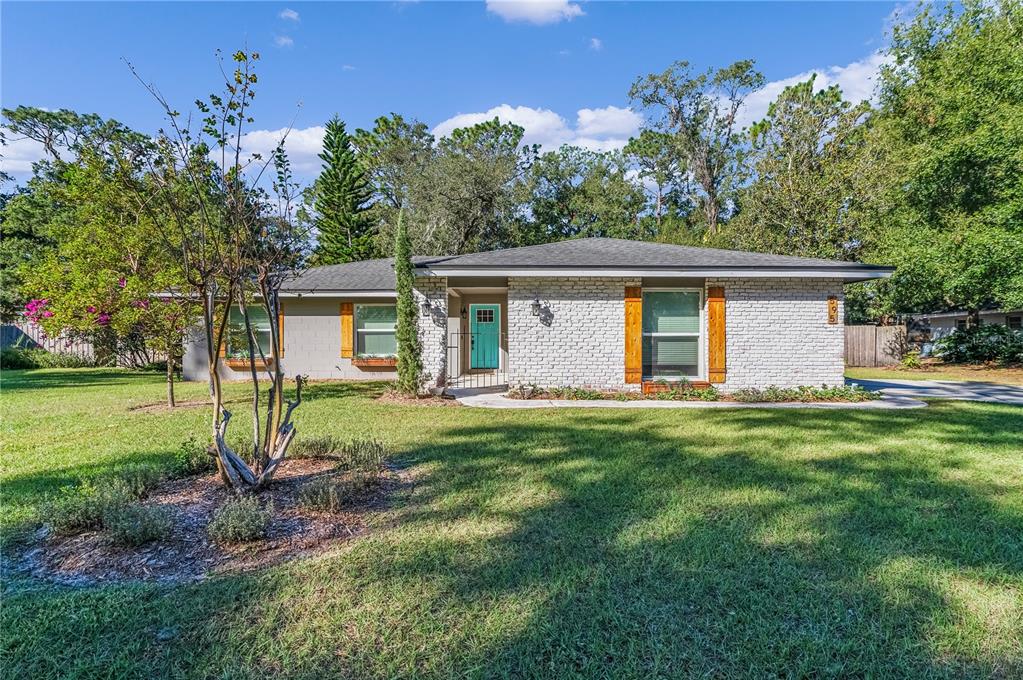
[393,212,422,394]
[311,116,375,264]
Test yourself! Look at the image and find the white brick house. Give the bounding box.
[182,238,892,392]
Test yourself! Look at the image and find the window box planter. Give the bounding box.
[642,380,710,395]
[352,356,397,368]
[225,357,275,371]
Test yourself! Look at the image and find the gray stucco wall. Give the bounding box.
[182,296,399,382]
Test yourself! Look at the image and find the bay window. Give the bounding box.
[355,304,397,357]
[642,290,702,380]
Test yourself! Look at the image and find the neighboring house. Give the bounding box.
[913,308,1023,340]
[182,238,892,392]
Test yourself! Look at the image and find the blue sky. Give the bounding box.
[2,1,901,181]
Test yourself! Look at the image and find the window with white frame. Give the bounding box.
[642,290,701,379]
[355,304,397,357]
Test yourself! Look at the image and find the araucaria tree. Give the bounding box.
[125,50,307,491]
[393,212,422,395]
[310,115,375,264]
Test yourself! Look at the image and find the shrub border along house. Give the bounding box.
[182,237,893,394]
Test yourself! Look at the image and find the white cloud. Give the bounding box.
[588,37,603,51]
[486,0,584,25]
[342,64,356,71]
[738,52,889,128]
[237,125,325,176]
[575,106,641,138]
[433,104,641,153]
[558,49,571,56]
[274,35,294,48]
[279,8,300,21]
[1,136,51,178]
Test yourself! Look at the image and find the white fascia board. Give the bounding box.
[417,267,892,280]
[280,290,396,298]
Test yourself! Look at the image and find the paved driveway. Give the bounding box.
[848,378,1023,405]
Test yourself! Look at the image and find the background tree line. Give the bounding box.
[3,0,1021,338]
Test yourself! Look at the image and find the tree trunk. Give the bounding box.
[967,309,981,328]
[166,356,176,408]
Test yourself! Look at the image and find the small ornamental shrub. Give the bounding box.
[335,439,387,473]
[0,348,97,369]
[43,478,134,535]
[208,496,272,544]
[104,504,173,546]
[111,464,166,499]
[731,384,880,403]
[173,437,215,476]
[296,476,353,513]
[934,325,1023,364]
[291,435,341,459]
[900,350,923,369]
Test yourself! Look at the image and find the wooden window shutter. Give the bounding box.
[340,302,353,358]
[277,308,285,357]
[624,287,642,384]
[707,287,726,383]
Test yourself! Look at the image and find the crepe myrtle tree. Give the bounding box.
[122,50,308,491]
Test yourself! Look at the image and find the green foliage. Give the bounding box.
[654,382,721,401]
[630,59,765,235]
[0,179,56,320]
[334,438,387,473]
[0,347,97,369]
[310,116,376,264]
[728,75,871,260]
[103,504,173,547]
[393,212,423,395]
[173,436,216,476]
[900,350,923,369]
[289,434,341,459]
[296,475,355,513]
[42,478,134,535]
[116,463,167,499]
[731,384,881,403]
[524,147,648,243]
[207,496,272,544]
[862,0,1023,316]
[933,325,1023,364]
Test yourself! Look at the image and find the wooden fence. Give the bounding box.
[0,322,96,360]
[844,324,906,367]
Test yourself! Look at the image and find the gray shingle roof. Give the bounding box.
[281,257,432,293]
[284,238,891,292]
[418,237,891,270]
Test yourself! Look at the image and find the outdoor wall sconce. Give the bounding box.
[420,300,433,315]
[460,305,468,320]
[531,298,541,316]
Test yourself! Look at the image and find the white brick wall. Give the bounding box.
[507,277,639,389]
[708,277,845,390]
[414,277,448,389]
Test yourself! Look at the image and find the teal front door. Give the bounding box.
[470,304,500,369]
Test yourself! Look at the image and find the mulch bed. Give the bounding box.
[12,459,405,587]
[376,391,461,406]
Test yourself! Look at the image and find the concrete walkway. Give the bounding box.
[452,389,926,410]
[848,378,1023,405]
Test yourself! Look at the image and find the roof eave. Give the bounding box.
[415,265,894,280]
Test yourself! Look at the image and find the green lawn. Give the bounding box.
[2,369,1022,678]
[846,364,1023,385]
